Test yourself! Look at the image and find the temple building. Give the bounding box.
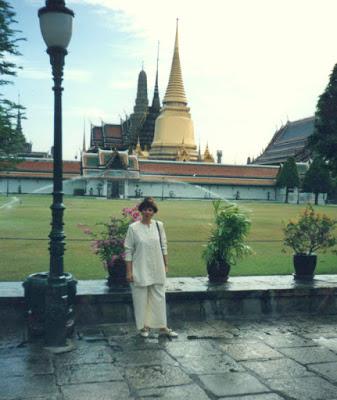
[252,117,314,165]
[89,66,161,154]
[88,21,198,162]
[1,22,326,204]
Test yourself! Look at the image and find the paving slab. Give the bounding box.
[164,340,217,358]
[137,384,211,399]
[56,362,124,385]
[313,337,337,352]
[60,381,132,400]
[125,365,192,389]
[262,333,314,348]
[112,349,176,366]
[54,342,113,367]
[198,372,270,397]
[308,362,337,384]
[278,346,337,364]
[241,358,313,379]
[0,374,58,400]
[219,395,285,400]
[0,352,53,377]
[266,376,337,400]
[177,353,244,374]
[218,341,284,361]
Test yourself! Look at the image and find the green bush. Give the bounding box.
[202,200,252,265]
[283,204,337,255]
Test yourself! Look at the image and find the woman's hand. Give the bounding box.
[126,272,133,283]
[126,261,133,282]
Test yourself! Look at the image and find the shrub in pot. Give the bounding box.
[78,206,141,287]
[283,204,337,280]
[203,200,252,283]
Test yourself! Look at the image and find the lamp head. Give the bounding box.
[38,0,74,49]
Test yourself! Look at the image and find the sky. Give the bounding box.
[5,0,337,164]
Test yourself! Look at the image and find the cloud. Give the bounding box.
[65,69,92,82]
[64,106,111,122]
[110,80,135,90]
[18,65,91,82]
[18,68,50,80]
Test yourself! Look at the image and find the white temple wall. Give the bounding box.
[275,188,326,204]
[128,181,276,201]
[0,177,86,195]
[5,176,328,203]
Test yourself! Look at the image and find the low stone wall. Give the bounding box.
[2,275,337,326]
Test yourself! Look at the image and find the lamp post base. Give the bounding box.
[23,272,77,345]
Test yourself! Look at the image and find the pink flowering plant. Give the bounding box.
[77,206,141,266]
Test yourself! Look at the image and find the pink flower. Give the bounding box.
[131,211,141,221]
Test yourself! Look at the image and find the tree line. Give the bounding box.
[0,0,26,167]
[276,156,332,205]
[277,59,337,205]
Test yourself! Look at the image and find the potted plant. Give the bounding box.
[203,200,252,283]
[78,205,141,287]
[283,204,337,280]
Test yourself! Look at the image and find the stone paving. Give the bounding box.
[2,315,337,400]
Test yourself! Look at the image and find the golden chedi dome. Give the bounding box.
[149,20,197,161]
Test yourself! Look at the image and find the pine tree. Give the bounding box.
[302,157,331,205]
[276,157,300,203]
[0,0,25,161]
[308,63,337,174]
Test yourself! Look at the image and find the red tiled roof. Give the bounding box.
[0,171,79,179]
[139,161,279,179]
[92,126,103,139]
[9,160,81,174]
[140,175,275,186]
[104,124,122,139]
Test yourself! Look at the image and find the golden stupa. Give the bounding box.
[149,20,197,161]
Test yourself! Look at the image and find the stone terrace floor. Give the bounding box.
[2,315,337,400]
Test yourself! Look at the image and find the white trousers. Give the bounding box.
[131,284,167,330]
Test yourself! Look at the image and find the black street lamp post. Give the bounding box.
[39,0,76,347]
[23,0,77,347]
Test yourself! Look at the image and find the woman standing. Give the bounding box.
[124,197,178,338]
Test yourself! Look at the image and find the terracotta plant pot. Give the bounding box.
[207,260,231,283]
[106,258,129,288]
[293,254,317,281]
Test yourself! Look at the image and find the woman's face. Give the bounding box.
[141,207,155,220]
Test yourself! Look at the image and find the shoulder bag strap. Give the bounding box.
[155,221,165,263]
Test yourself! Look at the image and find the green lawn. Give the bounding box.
[1,195,337,281]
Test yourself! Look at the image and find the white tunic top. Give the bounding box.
[124,220,168,287]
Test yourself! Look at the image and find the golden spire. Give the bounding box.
[163,18,187,105]
[135,136,145,158]
[203,143,215,163]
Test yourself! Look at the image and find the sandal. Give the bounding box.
[139,328,149,338]
[159,328,178,338]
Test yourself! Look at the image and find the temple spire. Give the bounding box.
[82,119,86,152]
[15,94,22,134]
[134,68,148,113]
[149,20,197,161]
[151,41,161,111]
[163,18,187,105]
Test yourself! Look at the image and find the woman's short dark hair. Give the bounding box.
[138,197,158,213]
